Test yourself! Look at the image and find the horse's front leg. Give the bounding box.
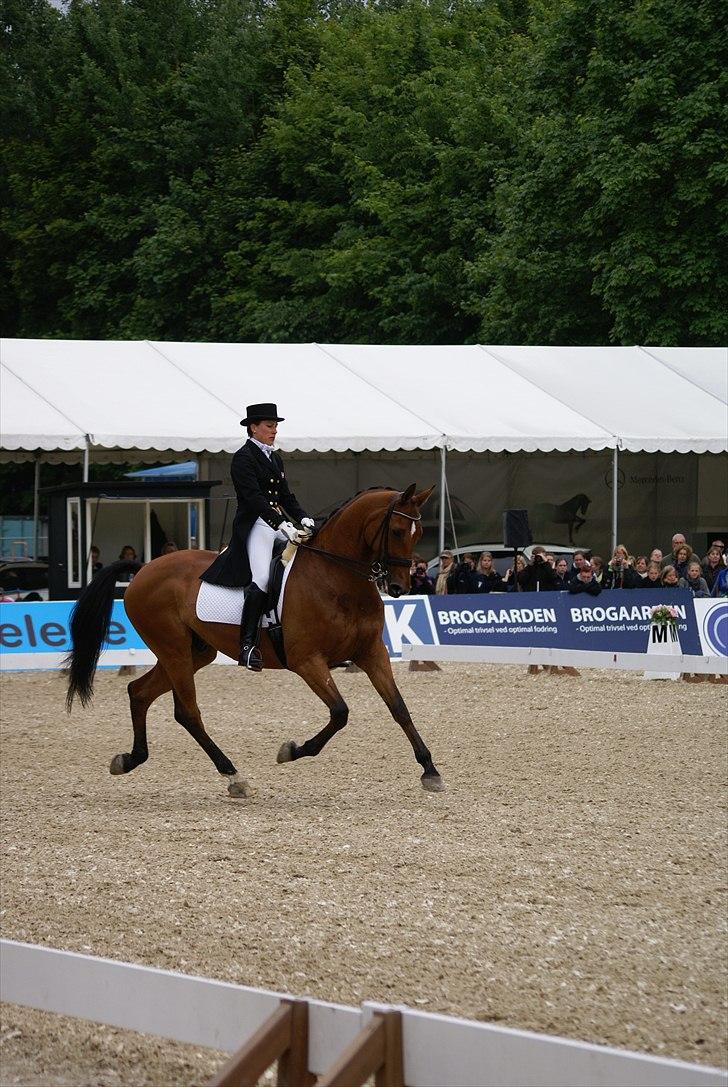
[357,641,444,792]
[276,654,349,765]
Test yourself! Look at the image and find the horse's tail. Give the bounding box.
[63,560,141,711]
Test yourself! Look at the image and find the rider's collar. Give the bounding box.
[250,436,274,459]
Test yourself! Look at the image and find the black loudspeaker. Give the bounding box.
[503,509,532,549]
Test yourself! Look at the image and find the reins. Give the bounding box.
[298,492,421,586]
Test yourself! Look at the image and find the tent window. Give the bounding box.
[67,498,82,588]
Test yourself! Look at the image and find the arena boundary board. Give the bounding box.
[1,940,726,1087]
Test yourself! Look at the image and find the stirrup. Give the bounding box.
[239,644,263,671]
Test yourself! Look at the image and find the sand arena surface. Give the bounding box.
[0,663,726,1085]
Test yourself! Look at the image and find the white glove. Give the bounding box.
[280,521,303,544]
[301,517,315,529]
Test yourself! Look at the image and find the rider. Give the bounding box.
[200,403,314,671]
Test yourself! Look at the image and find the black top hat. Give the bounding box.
[240,402,285,426]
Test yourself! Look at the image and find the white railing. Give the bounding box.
[1,940,725,1087]
[401,643,727,674]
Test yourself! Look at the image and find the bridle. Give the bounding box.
[298,491,421,587]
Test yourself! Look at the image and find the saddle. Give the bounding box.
[195,538,299,666]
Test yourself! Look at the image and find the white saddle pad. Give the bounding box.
[196,549,297,626]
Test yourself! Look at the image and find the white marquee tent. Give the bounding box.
[1,338,726,550]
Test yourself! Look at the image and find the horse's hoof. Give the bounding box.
[227,777,256,799]
[421,772,444,793]
[109,753,131,775]
[276,740,297,764]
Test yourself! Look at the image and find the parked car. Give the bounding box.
[0,559,50,601]
[426,543,590,579]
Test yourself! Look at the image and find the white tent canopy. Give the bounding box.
[1,339,726,456]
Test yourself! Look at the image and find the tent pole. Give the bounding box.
[32,455,40,559]
[611,446,619,553]
[438,446,447,554]
[83,438,90,483]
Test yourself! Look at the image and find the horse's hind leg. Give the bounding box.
[110,662,173,775]
[357,641,444,792]
[276,655,349,765]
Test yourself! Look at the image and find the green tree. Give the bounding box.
[470,0,727,345]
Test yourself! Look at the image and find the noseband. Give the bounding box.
[299,492,420,586]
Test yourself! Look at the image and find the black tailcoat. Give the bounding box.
[201,440,308,587]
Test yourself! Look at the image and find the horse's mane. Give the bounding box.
[318,486,399,533]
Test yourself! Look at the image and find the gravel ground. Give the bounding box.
[1,663,726,1085]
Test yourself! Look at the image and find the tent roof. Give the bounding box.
[1,339,725,456]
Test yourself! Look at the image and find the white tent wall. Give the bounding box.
[200,448,728,560]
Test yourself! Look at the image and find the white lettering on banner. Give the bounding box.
[437,608,557,627]
[384,604,423,653]
[570,604,687,624]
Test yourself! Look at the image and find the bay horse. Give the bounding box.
[64,484,444,797]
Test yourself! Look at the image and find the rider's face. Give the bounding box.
[251,420,278,445]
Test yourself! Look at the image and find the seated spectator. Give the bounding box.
[119,545,138,562]
[633,556,648,582]
[410,559,434,595]
[673,544,693,580]
[661,534,687,569]
[434,550,455,594]
[503,553,527,590]
[0,584,16,602]
[568,560,601,596]
[447,553,478,594]
[705,538,725,559]
[649,548,663,564]
[643,562,663,588]
[553,557,570,589]
[661,564,680,587]
[161,541,179,554]
[517,546,558,592]
[701,548,723,591]
[679,560,710,598]
[473,551,505,593]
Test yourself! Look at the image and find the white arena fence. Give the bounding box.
[1,940,726,1087]
[401,644,727,675]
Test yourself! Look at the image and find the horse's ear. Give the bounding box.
[413,485,435,507]
[400,483,417,503]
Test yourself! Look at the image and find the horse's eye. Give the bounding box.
[392,528,406,540]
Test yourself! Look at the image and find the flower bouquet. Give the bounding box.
[650,604,678,625]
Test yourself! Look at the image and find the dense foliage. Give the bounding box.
[1,0,725,345]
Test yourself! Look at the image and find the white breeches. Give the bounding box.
[247,517,287,591]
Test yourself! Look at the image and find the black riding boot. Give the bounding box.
[238,583,268,670]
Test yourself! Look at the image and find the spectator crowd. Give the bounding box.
[411,534,728,599]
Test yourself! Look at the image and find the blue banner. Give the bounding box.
[384,589,702,658]
[0,600,147,656]
[0,589,708,669]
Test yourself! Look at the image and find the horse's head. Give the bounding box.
[372,483,435,598]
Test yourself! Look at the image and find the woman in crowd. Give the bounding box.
[553,557,570,589]
[702,547,723,592]
[633,555,649,582]
[643,562,663,588]
[605,545,639,588]
[473,551,505,593]
[502,553,527,590]
[649,548,663,564]
[590,555,606,586]
[679,560,710,598]
[434,550,455,594]
[119,545,137,561]
[673,544,693,580]
[661,565,680,587]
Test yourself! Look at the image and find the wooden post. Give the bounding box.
[208,998,310,1087]
[316,1010,403,1087]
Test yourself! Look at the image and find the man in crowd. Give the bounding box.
[410,558,435,595]
[568,559,601,596]
[517,545,558,592]
[662,533,688,568]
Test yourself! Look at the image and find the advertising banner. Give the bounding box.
[1,590,720,671]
